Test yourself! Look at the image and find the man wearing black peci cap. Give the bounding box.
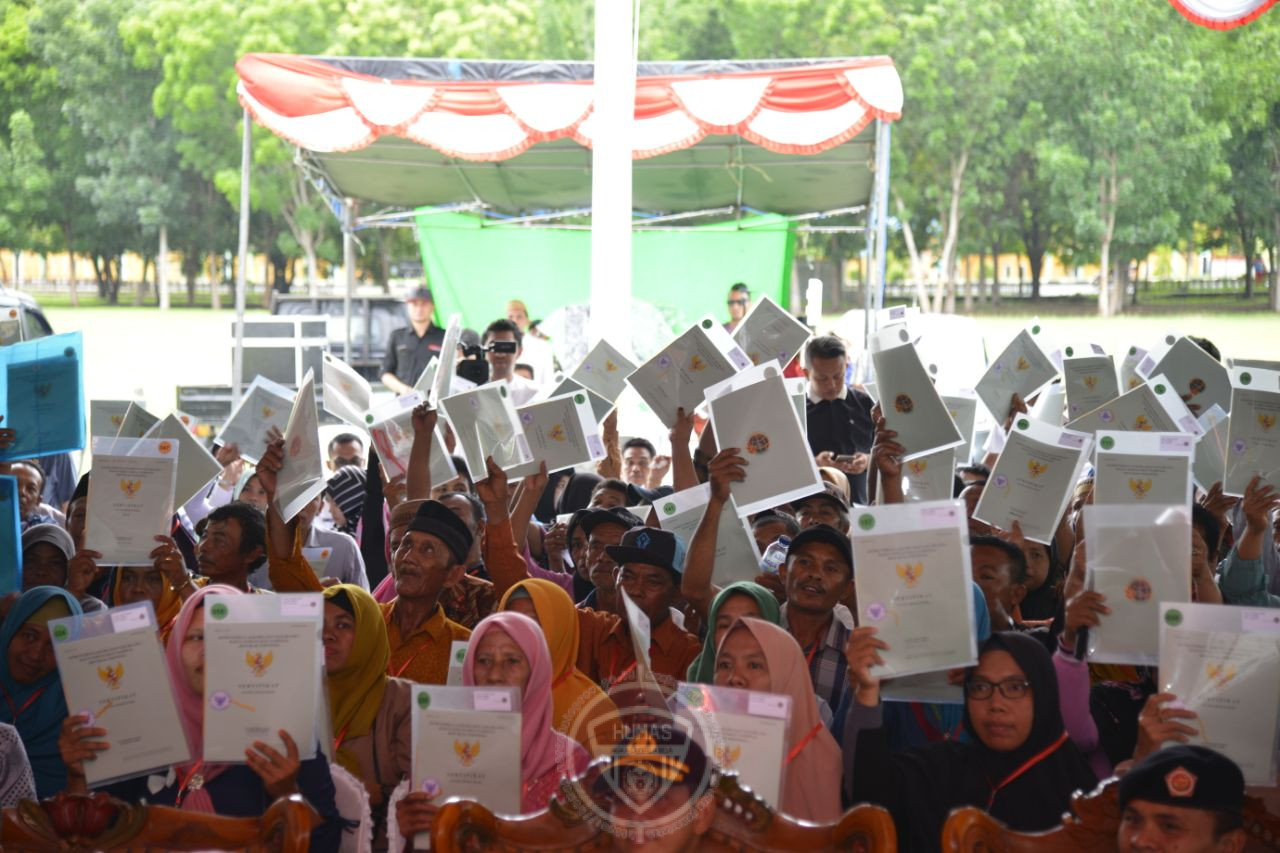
[380,286,447,395]
[779,524,854,710]
[1118,745,1247,852]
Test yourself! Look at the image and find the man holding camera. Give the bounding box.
[381,286,448,395]
[482,319,539,405]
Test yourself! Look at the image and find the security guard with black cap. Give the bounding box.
[380,286,447,395]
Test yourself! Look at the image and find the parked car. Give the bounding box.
[0,288,54,344]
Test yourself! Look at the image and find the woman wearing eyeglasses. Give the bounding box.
[841,629,1097,852]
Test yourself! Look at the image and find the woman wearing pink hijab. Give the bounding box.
[713,617,843,823]
[59,585,342,851]
[395,612,589,837]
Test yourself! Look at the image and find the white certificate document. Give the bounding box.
[89,400,137,439]
[852,501,977,678]
[1093,431,1194,507]
[1158,602,1280,785]
[1223,367,1280,496]
[412,356,438,398]
[140,414,222,509]
[973,418,1092,544]
[657,484,759,587]
[216,375,295,464]
[1193,405,1229,492]
[322,352,372,427]
[787,377,808,439]
[537,374,613,424]
[707,369,821,517]
[301,546,332,577]
[941,391,978,466]
[1085,504,1191,665]
[114,402,160,440]
[202,593,323,763]
[870,327,963,461]
[1066,374,1199,437]
[429,314,463,405]
[732,294,811,370]
[1063,352,1119,421]
[570,338,637,404]
[975,319,1057,419]
[1120,345,1148,391]
[673,683,790,810]
[627,316,751,427]
[1140,335,1231,417]
[411,686,522,818]
[276,370,326,523]
[507,392,606,479]
[368,393,457,486]
[440,380,534,480]
[904,448,958,503]
[84,437,178,566]
[50,602,190,786]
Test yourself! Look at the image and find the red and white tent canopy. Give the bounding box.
[234,54,902,216]
[1167,0,1276,28]
[237,53,902,161]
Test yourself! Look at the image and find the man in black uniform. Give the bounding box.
[804,335,875,504]
[380,286,447,395]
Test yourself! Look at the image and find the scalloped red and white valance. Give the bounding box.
[235,53,903,162]
[1167,0,1276,28]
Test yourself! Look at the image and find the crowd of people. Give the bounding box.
[0,282,1274,853]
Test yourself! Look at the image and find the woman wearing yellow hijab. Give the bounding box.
[322,584,411,849]
[498,579,618,756]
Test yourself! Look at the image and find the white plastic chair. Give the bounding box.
[329,762,373,853]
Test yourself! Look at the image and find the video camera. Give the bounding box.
[456,340,518,385]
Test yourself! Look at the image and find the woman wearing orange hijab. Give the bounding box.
[498,578,618,756]
[713,617,843,823]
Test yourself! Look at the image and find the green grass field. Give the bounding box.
[43,304,1278,412]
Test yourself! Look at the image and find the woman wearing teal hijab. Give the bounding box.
[0,586,81,796]
[686,581,780,683]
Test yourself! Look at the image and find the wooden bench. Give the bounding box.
[1,790,318,851]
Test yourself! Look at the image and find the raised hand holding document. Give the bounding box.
[1092,430,1194,507]
[731,294,811,369]
[1223,366,1280,496]
[216,375,295,465]
[973,417,1092,544]
[627,316,750,428]
[50,602,189,786]
[570,338,637,404]
[440,380,533,479]
[975,319,1057,420]
[507,392,606,479]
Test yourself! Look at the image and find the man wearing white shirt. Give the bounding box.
[483,318,539,405]
[505,299,556,382]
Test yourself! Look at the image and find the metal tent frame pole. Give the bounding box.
[864,118,892,345]
[343,199,355,362]
[233,108,251,403]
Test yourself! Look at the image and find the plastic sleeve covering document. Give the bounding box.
[673,682,790,809]
[0,330,85,461]
[113,402,159,440]
[322,352,372,427]
[974,319,1057,420]
[202,593,323,763]
[627,316,750,428]
[84,437,178,566]
[973,418,1092,545]
[140,413,223,509]
[1139,334,1231,417]
[1223,367,1280,496]
[1085,504,1191,665]
[941,391,978,466]
[369,393,457,486]
[439,380,533,480]
[1066,374,1200,437]
[50,602,190,786]
[851,500,978,678]
[89,400,135,440]
[1092,431,1194,507]
[275,370,327,523]
[1062,352,1119,421]
[707,367,821,517]
[506,392,606,479]
[1158,602,1280,786]
[657,483,759,586]
[1192,404,1229,492]
[870,326,963,461]
[731,294,812,370]
[215,375,296,465]
[570,338,637,404]
[410,684,522,835]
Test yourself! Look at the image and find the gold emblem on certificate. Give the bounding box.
[746,433,770,454]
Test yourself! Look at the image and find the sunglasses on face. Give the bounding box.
[727,299,747,307]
